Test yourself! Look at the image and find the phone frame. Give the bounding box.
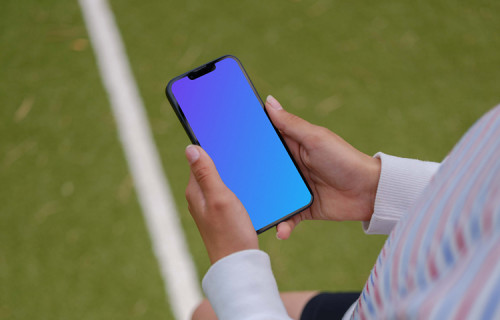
[165,55,313,234]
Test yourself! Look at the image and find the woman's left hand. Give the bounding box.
[185,145,259,264]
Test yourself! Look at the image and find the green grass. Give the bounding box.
[2,0,500,318]
[1,1,170,319]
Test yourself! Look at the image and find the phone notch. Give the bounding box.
[188,62,216,80]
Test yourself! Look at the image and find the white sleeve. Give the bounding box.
[202,249,291,320]
[362,152,440,235]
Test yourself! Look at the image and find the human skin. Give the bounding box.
[185,144,259,265]
[185,95,381,255]
[265,95,381,239]
[185,95,381,319]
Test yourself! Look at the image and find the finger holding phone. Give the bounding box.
[166,55,381,263]
[264,96,381,240]
[185,95,382,259]
[185,145,258,264]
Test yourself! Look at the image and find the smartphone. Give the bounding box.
[165,55,313,233]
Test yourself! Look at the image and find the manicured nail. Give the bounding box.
[185,145,200,164]
[266,95,282,110]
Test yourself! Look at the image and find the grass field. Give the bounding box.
[2,0,499,319]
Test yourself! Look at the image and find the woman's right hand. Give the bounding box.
[265,95,381,239]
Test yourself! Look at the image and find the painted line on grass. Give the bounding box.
[78,0,202,319]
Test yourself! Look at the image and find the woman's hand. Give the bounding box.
[185,145,258,264]
[265,95,381,240]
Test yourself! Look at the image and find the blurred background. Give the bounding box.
[2,0,499,319]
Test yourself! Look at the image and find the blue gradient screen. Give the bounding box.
[170,57,312,232]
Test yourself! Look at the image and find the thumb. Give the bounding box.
[265,95,315,143]
[276,213,304,240]
[185,145,226,196]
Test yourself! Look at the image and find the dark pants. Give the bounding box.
[300,292,360,320]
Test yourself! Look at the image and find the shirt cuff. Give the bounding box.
[363,152,440,235]
[202,250,291,320]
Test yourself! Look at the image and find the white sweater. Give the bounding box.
[201,153,440,320]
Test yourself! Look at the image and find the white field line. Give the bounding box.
[78,0,202,319]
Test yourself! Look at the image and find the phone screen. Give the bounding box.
[167,56,312,233]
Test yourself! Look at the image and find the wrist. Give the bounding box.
[361,155,381,222]
[206,235,259,264]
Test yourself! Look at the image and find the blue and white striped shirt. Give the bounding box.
[354,105,500,319]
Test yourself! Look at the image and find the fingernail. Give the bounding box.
[276,231,283,240]
[266,95,282,110]
[185,145,200,164]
